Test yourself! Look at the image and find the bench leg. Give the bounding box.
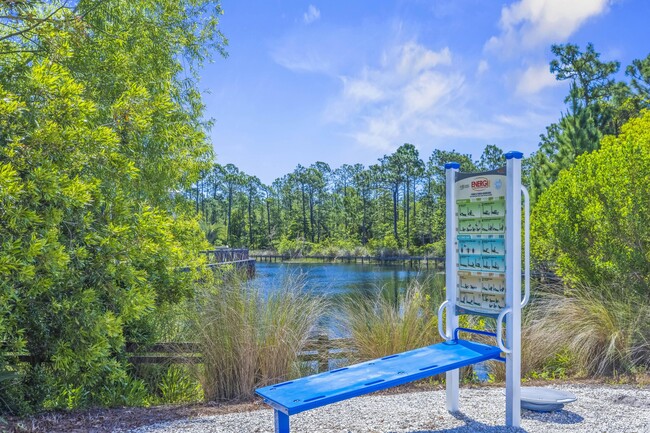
[274,409,290,433]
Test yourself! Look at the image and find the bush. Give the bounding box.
[192,272,326,401]
[367,234,406,257]
[273,236,312,257]
[532,110,650,294]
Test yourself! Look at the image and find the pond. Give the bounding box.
[250,262,445,337]
[252,262,444,297]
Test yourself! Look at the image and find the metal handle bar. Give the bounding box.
[496,307,512,353]
[437,300,449,340]
[521,185,530,308]
[453,327,497,341]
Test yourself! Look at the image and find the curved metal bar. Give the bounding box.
[496,307,513,353]
[437,300,449,340]
[453,327,498,341]
[521,185,530,308]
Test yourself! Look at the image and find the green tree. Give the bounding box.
[550,43,619,109]
[476,145,505,171]
[0,0,225,412]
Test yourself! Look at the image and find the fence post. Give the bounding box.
[318,335,329,372]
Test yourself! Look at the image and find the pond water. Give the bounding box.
[250,262,445,337]
[251,262,444,298]
[249,262,490,380]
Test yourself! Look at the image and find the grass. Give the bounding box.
[522,282,650,377]
[342,278,445,361]
[191,271,326,401]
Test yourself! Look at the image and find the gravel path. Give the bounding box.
[125,385,649,433]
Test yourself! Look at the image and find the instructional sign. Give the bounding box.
[455,167,507,316]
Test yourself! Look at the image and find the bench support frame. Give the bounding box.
[445,164,460,413]
[274,410,289,433]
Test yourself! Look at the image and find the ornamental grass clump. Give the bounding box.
[523,283,650,377]
[342,278,444,361]
[193,272,326,401]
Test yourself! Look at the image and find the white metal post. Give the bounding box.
[444,162,460,412]
[505,152,522,427]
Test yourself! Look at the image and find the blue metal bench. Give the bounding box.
[257,153,531,431]
[256,334,502,433]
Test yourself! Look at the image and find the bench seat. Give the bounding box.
[256,339,502,420]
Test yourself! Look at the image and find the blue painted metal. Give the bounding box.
[505,151,524,160]
[256,339,501,416]
[274,409,289,433]
[453,327,497,341]
[445,162,461,169]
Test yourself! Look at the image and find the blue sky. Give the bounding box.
[200,0,650,184]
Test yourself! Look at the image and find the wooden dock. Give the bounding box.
[179,248,256,275]
[251,254,445,270]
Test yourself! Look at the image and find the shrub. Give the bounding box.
[192,272,326,401]
[274,236,312,257]
[157,366,203,404]
[532,110,650,295]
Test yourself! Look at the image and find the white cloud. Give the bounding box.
[303,5,321,24]
[486,0,611,53]
[323,42,467,150]
[341,76,384,103]
[477,60,489,75]
[516,63,561,95]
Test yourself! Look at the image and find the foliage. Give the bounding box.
[532,110,650,291]
[550,43,620,108]
[157,366,203,404]
[0,0,225,413]
[528,43,649,202]
[626,53,650,105]
[192,272,326,401]
[530,112,650,376]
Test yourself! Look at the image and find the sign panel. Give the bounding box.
[455,167,507,316]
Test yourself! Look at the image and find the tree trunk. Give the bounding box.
[227,187,232,245]
[248,190,253,247]
[301,185,308,240]
[392,185,399,244]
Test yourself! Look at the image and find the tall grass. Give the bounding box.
[342,278,445,361]
[192,272,326,401]
[523,283,650,377]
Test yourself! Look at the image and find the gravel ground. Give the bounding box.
[124,385,649,433]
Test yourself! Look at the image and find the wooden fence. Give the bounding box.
[201,248,250,263]
[125,335,354,373]
[183,248,256,275]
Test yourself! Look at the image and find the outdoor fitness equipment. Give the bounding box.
[256,152,530,432]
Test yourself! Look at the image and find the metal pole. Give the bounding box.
[444,162,460,412]
[505,151,522,427]
[274,409,290,433]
